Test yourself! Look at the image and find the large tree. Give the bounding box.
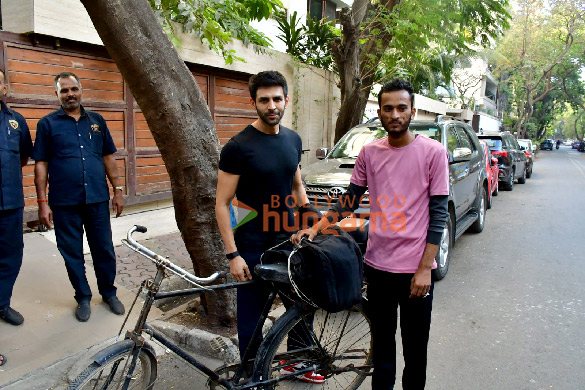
[329,0,510,142]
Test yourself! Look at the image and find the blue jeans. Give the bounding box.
[52,201,117,303]
[365,265,434,390]
[0,208,24,309]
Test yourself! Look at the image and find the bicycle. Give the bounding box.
[67,225,373,389]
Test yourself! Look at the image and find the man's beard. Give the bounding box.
[382,116,411,139]
[257,107,284,126]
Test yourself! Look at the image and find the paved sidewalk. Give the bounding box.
[0,207,182,388]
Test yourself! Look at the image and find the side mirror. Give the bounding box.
[453,147,472,161]
[316,148,329,160]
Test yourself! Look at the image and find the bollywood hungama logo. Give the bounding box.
[230,199,258,229]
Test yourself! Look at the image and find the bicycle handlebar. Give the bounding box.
[125,225,226,285]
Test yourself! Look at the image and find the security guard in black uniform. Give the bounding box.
[0,69,33,326]
[33,72,125,322]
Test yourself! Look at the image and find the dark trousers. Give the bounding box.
[237,250,270,360]
[0,208,24,309]
[237,250,314,362]
[365,265,434,390]
[52,201,117,303]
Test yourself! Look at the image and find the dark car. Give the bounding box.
[478,132,528,191]
[302,117,488,280]
[541,139,554,150]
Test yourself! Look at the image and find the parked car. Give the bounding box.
[478,132,528,191]
[517,139,534,178]
[540,139,554,150]
[572,141,581,149]
[302,117,488,280]
[480,140,499,209]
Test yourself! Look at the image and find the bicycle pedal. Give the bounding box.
[210,336,228,352]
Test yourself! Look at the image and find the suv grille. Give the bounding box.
[305,185,370,207]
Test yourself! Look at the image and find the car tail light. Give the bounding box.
[492,150,508,158]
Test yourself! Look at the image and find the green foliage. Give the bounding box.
[375,0,509,93]
[148,0,283,63]
[274,11,339,71]
[493,0,585,135]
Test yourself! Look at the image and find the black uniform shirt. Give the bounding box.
[0,100,32,210]
[32,106,116,206]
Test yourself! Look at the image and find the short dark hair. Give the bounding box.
[54,72,81,91]
[378,79,415,108]
[248,71,288,101]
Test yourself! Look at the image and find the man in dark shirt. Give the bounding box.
[215,71,324,383]
[0,69,33,326]
[33,72,125,322]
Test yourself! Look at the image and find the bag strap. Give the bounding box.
[287,242,318,308]
[260,239,292,265]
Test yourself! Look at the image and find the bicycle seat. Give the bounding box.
[255,263,290,284]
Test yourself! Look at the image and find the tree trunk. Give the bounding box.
[81,0,235,326]
[332,0,400,144]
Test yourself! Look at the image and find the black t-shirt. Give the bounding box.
[219,124,302,252]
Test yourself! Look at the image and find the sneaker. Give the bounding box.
[75,301,91,322]
[279,361,326,384]
[0,306,24,326]
[103,296,125,315]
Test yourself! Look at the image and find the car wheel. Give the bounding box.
[487,185,493,209]
[432,212,453,281]
[526,166,532,179]
[493,180,499,196]
[470,186,486,233]
[518,167,527,184]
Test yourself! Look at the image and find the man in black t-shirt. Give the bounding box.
[215,71,324,383]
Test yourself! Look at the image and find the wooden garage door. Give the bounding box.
[0,33,255,220]
[133,73,210,196]
[214,77,256,144]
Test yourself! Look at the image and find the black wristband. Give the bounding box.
[226,251,240,260]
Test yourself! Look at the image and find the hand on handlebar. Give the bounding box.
[230,256,252,282]
[290,228,318,245]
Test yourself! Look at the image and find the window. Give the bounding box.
[446,126,459,156]
[456,126,477,156]
[308,0,337,21]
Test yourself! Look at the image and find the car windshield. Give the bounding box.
[518,140,530,148]
[410,124,442,142]
[479,137,504,151]
[330,126,387,158]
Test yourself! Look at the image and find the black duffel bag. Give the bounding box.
[261,227,363,313]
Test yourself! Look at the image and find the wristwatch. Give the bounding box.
[226,251,240,260]
[114,186,124,192]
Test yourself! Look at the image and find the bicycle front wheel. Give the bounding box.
[68,346,157,390]
[255,301,372,390]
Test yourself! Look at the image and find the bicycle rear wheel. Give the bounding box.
[68,347,157,390]
[255,300,372,389]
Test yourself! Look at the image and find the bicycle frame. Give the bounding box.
[116,226,321,390]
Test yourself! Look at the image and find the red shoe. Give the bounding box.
[279,361,326,384]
